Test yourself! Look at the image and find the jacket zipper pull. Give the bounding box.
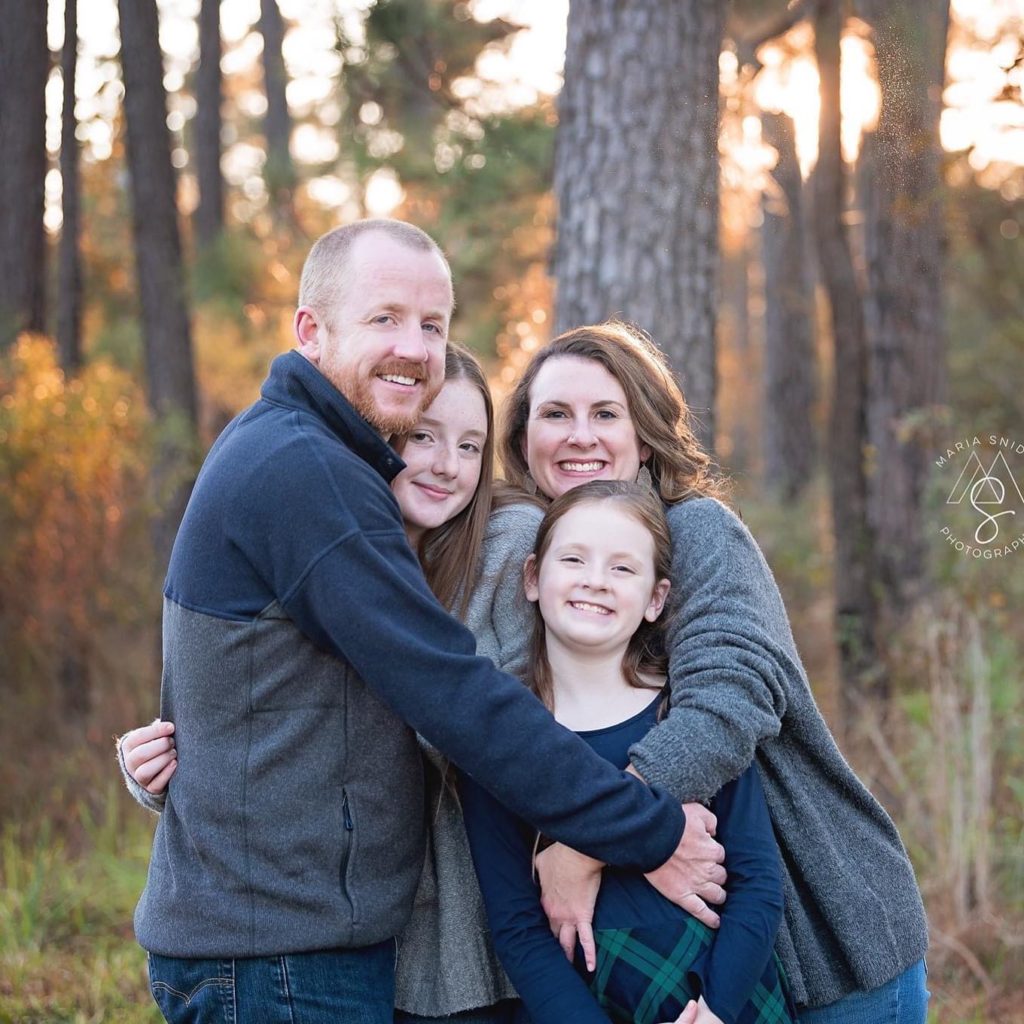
[342,790,354,831]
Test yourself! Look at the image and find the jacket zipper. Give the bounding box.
[341,788,354,831]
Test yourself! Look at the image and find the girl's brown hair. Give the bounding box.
[500,321,727,505]
[526,480,672,711]
[393,343,494,619]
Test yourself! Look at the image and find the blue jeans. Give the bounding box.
[148,941,396,1024]
[797,960,929,1024]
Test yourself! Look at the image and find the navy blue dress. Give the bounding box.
[461,692,798,1024]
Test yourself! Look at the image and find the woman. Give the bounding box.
[497,322,929,1023]
[120,343,533,1023]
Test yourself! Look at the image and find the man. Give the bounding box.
[138,219,725,1023]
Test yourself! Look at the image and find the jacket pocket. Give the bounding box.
[339,787,358,927]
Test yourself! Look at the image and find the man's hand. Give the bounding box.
[535,843,603,971]
[645,803,727,928]
[120,719,177,794]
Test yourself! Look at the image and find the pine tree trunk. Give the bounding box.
[552,0,724,451]
[858,0,949,613]
[812,0,879,713]
[0,0,48,348]
[117,0,198,568]
[259,0,295,203]
[58,0,83,372]
[193,0,224,248]
[761,111,816,500]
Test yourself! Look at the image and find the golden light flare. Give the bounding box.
[751,22,881,179]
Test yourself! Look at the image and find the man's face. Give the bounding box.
[302,232,454,434]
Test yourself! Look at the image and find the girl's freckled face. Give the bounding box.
[524,356,648,500]
[526,502,665,657]
[392,379,487,543]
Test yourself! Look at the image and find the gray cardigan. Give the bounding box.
[630,498,928,1008]
[393,501,541,1014]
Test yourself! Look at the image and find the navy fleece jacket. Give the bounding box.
[134,351,685,957]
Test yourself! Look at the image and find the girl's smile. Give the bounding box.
[525,502,669,661]
[392,378,488,545]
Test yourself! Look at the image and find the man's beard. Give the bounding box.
[338,360,442,436]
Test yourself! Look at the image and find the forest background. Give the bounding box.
[0,0,1022,1020]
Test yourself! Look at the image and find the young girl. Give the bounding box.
[460,480,797,1024]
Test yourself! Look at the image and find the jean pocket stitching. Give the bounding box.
[152,977,233,1005]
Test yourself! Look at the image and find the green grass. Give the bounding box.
[0,787,161,1023]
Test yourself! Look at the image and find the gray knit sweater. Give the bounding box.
[393,501,541,1014]
[630,498,928,1008]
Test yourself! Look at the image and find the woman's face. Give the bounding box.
[524,356,650,500]
[392,378,488,544]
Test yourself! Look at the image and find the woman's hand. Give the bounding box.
[120,719,177,794]
[660,997,724,1024]
[534,842,604,971]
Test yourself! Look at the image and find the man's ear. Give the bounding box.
[644,578,671,622]
[523,554,540,603]
[294,306,324,364]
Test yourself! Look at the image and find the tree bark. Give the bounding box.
[858,0,949,613]
[761,111,816,500]
[552,0,724,451]
[812,0,879,712]
[58,0,83,372]
[0,0,48,348]
[117,0,198,568]
[259,0,295,202]
[193,0,224,248]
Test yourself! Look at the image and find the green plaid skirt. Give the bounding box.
[588,919,796,1024]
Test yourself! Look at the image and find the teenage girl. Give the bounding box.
[460,480,797,1024]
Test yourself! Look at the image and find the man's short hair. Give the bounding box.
[298,219,452,328]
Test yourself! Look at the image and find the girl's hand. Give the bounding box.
[120,720,177,794]
[534,842,603,971]
[660,999,698,1024]
[659,997,724,1024]
[692,997,725,1023]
